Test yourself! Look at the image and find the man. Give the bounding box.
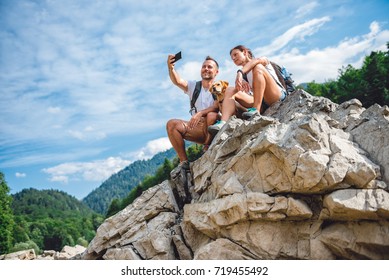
[166,55,220,174]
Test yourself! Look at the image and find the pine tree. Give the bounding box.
[360,49,389,107]
[105,198,121,218]
[0,172,14,254]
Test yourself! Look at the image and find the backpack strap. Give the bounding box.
[190,81,203,114]
[190,81,217,114]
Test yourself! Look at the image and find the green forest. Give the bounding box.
[0,180,104,255]
[1,45,388,256]
[304,43,389,107]
[0,145,203,255]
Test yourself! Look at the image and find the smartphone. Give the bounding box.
[173,51,182,63]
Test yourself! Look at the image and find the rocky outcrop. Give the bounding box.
[83,90,389,260]
[83,181,181,260]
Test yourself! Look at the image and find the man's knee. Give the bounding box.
[206,112,218,120]
[206,112,219,125]
[166,119,182,134]
[166,119,175,131]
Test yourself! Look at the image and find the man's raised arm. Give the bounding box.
[167,54,188,92]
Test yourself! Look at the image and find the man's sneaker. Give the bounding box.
[170,160,190,179]
[170,160,192,208]
[208,120,226,135]
[242,108,259,120]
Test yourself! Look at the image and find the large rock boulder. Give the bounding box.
[83,181,188,260]
[83,90,389,260]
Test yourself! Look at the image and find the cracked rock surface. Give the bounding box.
[83,90,389,260]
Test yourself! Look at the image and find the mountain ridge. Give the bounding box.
[82,148,176,214]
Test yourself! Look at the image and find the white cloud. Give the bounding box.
[178,61,203,82]
[50,175,69,184]
[42,156,132,184]
[254,17,332,57]
[47,106,61,114]
[253,20,389,84]
[15,172,26,178]
[41,137,171,184]
[284,22,388,84]
[67,126,107,141]
[130,137,172,161]
[295,2,319,19]
[365,21,380,39]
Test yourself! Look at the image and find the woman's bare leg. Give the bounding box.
[252,64,281,111]
[221,87,253,121]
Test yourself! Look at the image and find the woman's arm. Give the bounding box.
[235,56,269,91]
[241,56,269,74]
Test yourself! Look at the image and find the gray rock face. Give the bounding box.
[83,181,185,260]
[83,90,389,260]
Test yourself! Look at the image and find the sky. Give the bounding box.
[1,0,388,200]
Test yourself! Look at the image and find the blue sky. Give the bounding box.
[1,0,388,200]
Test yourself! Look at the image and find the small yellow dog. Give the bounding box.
[209,80,229,111]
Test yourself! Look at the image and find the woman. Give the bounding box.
[208,45,286,134]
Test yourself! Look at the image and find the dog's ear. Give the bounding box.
[222,81,229,88]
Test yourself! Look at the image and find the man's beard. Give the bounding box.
[201,74,214,81]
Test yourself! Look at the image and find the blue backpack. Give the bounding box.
[270,61,296,94]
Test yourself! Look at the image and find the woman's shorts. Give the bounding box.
[261,89,287,112]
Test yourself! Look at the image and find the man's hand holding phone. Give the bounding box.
[169,51,182,66]
[173,51,182,63]
[168,51,182,71]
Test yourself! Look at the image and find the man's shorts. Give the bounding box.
[181,117,211,145]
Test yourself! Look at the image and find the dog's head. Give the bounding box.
[210,80,229,99]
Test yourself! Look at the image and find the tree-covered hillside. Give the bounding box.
[83,148,176,214]
[11,188,103,253]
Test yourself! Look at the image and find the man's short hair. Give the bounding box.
[205,56,219,69]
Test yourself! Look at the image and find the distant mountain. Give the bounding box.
[297,83,309,90]
[12,188,96,217]
[11,188,103,251]
[82,148,177,214]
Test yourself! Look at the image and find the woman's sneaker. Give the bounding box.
[207,120,226,135]
[242,108,259,120]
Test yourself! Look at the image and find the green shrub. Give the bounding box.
[10,240,40,254]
